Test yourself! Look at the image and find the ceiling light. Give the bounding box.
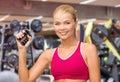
[115,4,120,8]
[41,0,48,2]
[80,0,96,4]
[0,14,10,22]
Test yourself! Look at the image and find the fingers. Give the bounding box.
[16,31,24,40]
[24,34,32,47]
[15,29,32,48]
[15,31,24,47]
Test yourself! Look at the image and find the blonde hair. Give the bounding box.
[53,4,77,22]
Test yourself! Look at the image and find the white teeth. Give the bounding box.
[60,32,67,35]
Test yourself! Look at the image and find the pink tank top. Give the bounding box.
[50,42,89,80]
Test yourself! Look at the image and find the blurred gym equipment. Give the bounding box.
[31,19,43,33]
[84,19,120,82]
[0,19,44,73]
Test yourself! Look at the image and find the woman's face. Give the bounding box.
[53,11,76,40]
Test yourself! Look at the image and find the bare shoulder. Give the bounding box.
[81,42,98,57]
[82,42,97,51]
[42,48,56,56]
[40,48,56,61]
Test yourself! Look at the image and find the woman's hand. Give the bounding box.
[15,30,32,49]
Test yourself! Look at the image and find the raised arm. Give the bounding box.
[18,49,50,82]
[16,31,51,82]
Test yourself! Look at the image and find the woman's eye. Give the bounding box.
[54,22,60,25]
[65,22,70,24]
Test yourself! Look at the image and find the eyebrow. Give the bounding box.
[54,19,74,22]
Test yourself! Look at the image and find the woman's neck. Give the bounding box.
[60,37,79,48]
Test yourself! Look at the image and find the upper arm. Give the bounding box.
[28,49,52,82]
[86,44,101,82]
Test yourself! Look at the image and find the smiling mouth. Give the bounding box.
[59,31,67,36]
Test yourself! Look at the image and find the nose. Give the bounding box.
[60,24,65,30]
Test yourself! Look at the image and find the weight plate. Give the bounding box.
[10,20,20,31]
[33,36,44,49]
[7,35,17,50]
[31,19,42,32]
[7,54,18,69]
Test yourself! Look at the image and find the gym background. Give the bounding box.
[0,0,120,82]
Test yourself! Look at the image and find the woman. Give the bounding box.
[16,4,100,82]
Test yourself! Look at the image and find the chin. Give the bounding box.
[59,36,67,40]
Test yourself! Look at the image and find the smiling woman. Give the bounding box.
[16,4,100,82]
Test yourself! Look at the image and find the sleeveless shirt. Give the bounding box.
[51,42,89,80]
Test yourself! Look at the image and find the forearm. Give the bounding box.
[18,48,29,82]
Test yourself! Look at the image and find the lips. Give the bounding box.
[59,31,67,36]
